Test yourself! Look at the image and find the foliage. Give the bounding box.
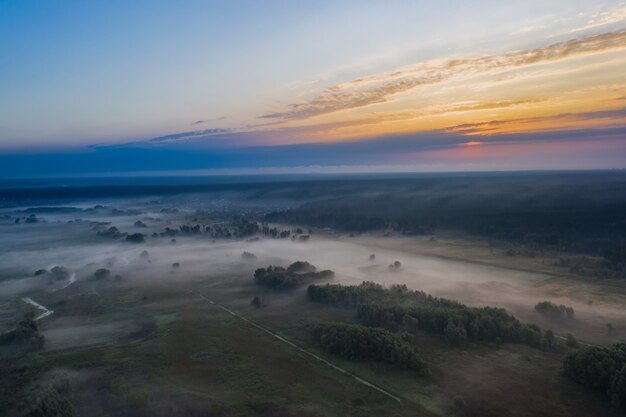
[125,233,145,243]
[265,174,626,276]
[286,261,316,273]
[309,322,426,371]
[251,296,263,308]
[308,282,543,347]
[566,333,579,348]
[254,262,334,290]
[535,301,574,319]
[1,314,45,351]
[562,343,626,408]
[24,376,75,417]
[94,268,111,280]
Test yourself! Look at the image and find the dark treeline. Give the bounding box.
[254,262,334,290]
[562,343,626,408]
[535,301,575,319]
[265,173,626,274]
[308,282,544,347]
[309,322,426,371]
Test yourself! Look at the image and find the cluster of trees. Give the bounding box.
[388,261,402,271]
[357,301,543,347]
[562,343,626,408]
[230,217,261,237]
[97,226,145,243]
[94,268,111,280]
[0,314,45,351]
[24,377,75,417]
[241,251,257,260]
[307,281,457,308]
[308,282,545,347]
[266,209,387,233]
[309,322,426,371]
[125,233,145,243]
[151,218,261,240]
[179,224,203,234]
[261,224,290,238]
[535,301,575,319]
[97,226,123,239]
[254,262,334,290]
[37,266,71,281]
[14,214,41,224]
[286,261,316,273]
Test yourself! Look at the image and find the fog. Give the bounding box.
[1,194,625,347]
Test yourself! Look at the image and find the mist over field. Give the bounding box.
[0,173,625,416]
[3,1,626,415]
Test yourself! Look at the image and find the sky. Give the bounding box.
[1,0,626,177]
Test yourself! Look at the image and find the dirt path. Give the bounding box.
[22,297,54,320]
[194,292,404,403]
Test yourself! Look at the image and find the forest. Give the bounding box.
[308,282,545,347]
[266,173,626,275]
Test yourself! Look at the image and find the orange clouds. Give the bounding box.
[262,29,626,122]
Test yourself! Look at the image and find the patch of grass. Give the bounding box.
[52,347,110,369]
[155,312,179,335]
[117,293,142,304]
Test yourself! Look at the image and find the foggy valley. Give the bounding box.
[1,173,626,416]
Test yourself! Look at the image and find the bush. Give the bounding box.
[251,296,263,308]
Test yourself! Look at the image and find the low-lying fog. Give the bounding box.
[1,196,625,345]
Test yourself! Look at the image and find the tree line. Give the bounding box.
[309,322,427,372]
[308,282,547,348]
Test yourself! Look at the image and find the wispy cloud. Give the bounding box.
[569,5,626,33]
[261,30,626,121]
[150,128,232,143]
[445,107,626,135]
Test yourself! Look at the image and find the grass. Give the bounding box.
[8,247,625,417]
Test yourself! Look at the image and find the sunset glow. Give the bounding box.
[1,1,625,176]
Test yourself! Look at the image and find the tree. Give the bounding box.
[566,333,579,348]
[534,301,574,319]
[125,233,145,243]
[542,329,555,351]
[94,268,111,279]
[251,296,262,308]
[444,321,468,346]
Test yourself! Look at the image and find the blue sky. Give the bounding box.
[1,1,626,176]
